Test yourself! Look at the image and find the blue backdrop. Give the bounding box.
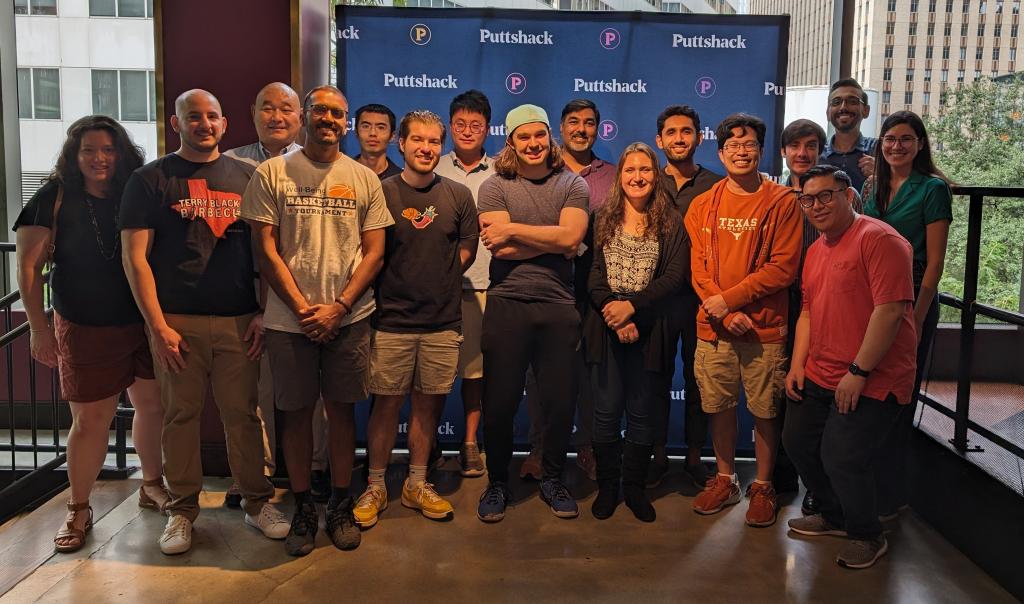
[336,7,790,454]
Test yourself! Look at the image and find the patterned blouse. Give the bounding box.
[603,228,660,294]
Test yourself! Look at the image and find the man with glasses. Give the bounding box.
[783,165,917,569]
[242,85,394,556]
[821,79,877,192]
[684,113,802,528]
[434,90,493,478]
[354,104,402,180]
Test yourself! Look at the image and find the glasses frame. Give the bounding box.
[797,187,848,208]
[452,121,486,134]
[307,104,347,120]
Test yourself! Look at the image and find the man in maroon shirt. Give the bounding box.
[783,165,917,570]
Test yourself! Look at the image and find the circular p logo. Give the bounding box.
[505,72,527,95]
[599,28,621,50]
[695,76,716,98]
[598,120,618,141]
[410,24,431,45]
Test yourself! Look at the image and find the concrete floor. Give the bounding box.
[0,457,1016,604]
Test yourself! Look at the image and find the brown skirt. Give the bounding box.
[54,313,155,402]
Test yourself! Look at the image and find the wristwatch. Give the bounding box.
[848,362,870,378]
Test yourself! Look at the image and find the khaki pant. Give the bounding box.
[156,313,273,522]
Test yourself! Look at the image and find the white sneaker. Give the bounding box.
[159,515,192,555]
[244,503,289,539]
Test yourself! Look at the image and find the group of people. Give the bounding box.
[15,75,951,571]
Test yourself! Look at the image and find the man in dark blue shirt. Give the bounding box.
[820,79,877,193]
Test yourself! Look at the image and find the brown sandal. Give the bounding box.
[54,500,93,553]
[138,477,171,513]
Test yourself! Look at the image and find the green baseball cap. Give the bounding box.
[505,104,550,136]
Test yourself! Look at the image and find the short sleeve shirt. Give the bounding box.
[376,174,478,333]
[477,169,590,304]
[435,151,493,290]
[820,134,877,193]
[14,181,142,326]
[241,150,395,333]
[802,215,918,403]
[862,171,953,268]
[119,154,259,316]
[578,158,616,210]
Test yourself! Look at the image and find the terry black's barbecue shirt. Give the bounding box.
[119,153,259,316]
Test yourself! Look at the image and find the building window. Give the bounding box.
[889,0,898,10]
[928,21,936,34]
[944,21,953,35]
[941,69,949,81]
[1012,23,1019,36]
[927,46,935,58]
[924,91,932,104]
[960,47,968,59]
[16,67,60,119]
[883,91,892,103]
[924,69,933,81]
[885,45,894,58]
[995,23,1002,35]
[907,68,916,80]
[908,45,917,58]
[947,0,954,10]
[975,69,983,79]
[930,0,937,9]
[884,67,893,80]
[1015,0,1021,13]
[976,46,984,59]
[961,22,969,36]
[943,46,951,58]
[910,21,919,35]
[13,0,57,15]
[963,0,970,12]
[905,91,914,104]
[957,69,965,81]
[980,0,987,10]
[978,22,985,35]
[91,70,156,122]
[912,0,920,10]
[90,0,155,17]
[1012,48,1018,60]
[887,21,896,34]
[993,47,1001,59]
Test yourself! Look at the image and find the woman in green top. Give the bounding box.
[862,110,952,517]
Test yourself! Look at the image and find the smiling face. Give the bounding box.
[718,126,761,179]
[399,120,443,175]
[620,151,656,204]
[880,122,923,172]
[77,128,117,190]
[827,85,870,134]
[450,109,488,156]
[253,85,300,150]
[800,173,854,235]
[510,122,550,168]
[302,90,349,147]
[560,108,598,154]
[172,92,226,153]
[656,114,701,163]
[782,133,821,179]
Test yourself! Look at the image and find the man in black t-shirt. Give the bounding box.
[121,89,289,555]
[353,103,402,180]
[352,110,478,529]
[650,105,722,489]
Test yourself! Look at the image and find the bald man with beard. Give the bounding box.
[121,89,290,555]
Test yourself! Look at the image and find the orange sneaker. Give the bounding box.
[693,474,741,515]
[746,481,778,527]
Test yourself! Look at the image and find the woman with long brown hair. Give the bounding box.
[15,115,169,552]
[583,142,689,522]
[862,110,952,519]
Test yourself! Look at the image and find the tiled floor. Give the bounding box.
[0,457,1016,604]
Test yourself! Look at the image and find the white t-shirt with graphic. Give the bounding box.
[241,150,395,333]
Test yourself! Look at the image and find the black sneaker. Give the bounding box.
[224,483,242,509]
[285,500,318,557]
[310,470,331,504]
[801,491,820,516]
[326,497,361,551]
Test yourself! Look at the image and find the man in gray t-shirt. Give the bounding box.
[475,104,589,524]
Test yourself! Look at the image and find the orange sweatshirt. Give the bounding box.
[684,178,802,343]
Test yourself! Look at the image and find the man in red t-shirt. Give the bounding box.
[783,165,917,570]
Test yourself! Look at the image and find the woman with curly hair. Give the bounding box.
[15,115,169,553]
[583,142,689,522]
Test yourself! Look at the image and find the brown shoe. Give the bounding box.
[519,450,543,481]
[139,477,171,513]
[693,474,741,515]
[54,500,93,553]
[746,481,778,527]
[576,446,597,482]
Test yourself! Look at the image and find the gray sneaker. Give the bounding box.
[836,536,889,569]
[326,498,361,551]
[788,514,847,537]
[460,443,485,478]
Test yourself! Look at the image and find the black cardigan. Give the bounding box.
[581,217,690,373]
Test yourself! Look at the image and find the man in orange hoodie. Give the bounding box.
[683,113,802,528]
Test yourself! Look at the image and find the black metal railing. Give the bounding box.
[919,186,1024,463]
[0,242,135,522]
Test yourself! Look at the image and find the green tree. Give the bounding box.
[926,77,1024,320]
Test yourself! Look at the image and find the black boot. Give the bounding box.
[622,441,656,523]
[591,440,622,520]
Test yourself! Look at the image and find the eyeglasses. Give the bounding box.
[881,135,920,147]
[308,104,347,119]
[797,188,847,208]
[723,141,759,153]
[829,96,864,107]
[453,121,486,134]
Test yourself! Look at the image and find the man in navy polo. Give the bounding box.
[820,78,877,193]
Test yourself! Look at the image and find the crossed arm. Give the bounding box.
[478,207,588,260]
